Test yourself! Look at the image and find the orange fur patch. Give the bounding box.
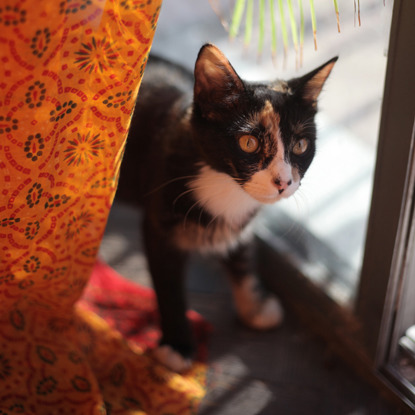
[259,100,280,132]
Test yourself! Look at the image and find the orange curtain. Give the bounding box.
[0,0,205,413]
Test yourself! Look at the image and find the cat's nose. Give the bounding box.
[274,178,292,194]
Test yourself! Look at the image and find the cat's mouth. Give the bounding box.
[241,163,301,205]
[260,193,284,203]
[242,180,299,205]
[246,191,287,205]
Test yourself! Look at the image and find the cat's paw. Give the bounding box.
[241,294,284,330]
[232,275,284,330]
[152,345,192,373]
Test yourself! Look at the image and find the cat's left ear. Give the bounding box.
[194,44,245,119]
[291,56,338,106]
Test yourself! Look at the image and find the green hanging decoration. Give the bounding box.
[244,0,254,48]
[229,0,246,40]
[216,0,368,66]
[309,0,318,50]
[333,0,341,32]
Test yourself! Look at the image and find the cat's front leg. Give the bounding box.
[221,242,284,330]
[143,216,194,372]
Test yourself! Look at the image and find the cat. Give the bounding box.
[116,44,337,372]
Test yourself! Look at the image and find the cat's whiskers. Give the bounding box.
[292,193,302,212]
[197,207,205,230]
[299,189,310,210]
[183,199,201,230]
[174,181,221,208]
[176,180,232,228]
[172,187,195,208]
[204,190,243,233]
[144,175,198,198]
[283,216,305,244]
[206,210,222,233]
[185,175,243,235]
[191,182,221,229]
[292,186,311,216]
[270,188,309,241]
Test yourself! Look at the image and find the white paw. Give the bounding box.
[152,345,192,373]
[244,295,284,330]
[232,275,284,330]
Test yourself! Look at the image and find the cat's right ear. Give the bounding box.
[194,44,245,120]
[289,56,338,107]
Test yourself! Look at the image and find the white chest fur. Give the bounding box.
[189,164,261,228]
[172,164,260,255]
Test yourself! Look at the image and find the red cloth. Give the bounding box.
[79,260,212,362]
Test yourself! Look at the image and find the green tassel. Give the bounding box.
[230,0,246,39]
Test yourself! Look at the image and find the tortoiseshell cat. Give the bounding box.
[117,44,337,371]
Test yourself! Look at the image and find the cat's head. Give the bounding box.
[191,44,337,204]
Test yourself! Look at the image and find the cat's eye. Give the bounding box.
[239,135,259,153]
[292,138,309,155]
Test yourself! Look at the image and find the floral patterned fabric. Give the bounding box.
[0,0,206,413]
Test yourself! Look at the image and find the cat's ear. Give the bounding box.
[291,57,338,106]
[194,44,245,119]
